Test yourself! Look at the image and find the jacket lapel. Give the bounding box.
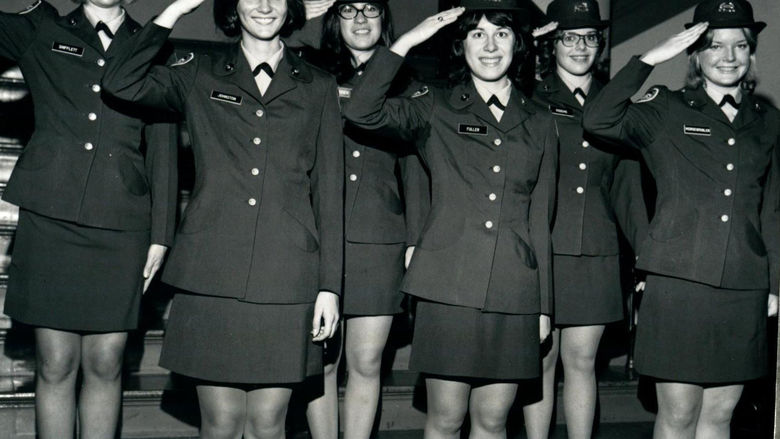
[213,45,264,103]
[261,49,312,105]
[733,93,763,130]
[105,14,141,58]
[57,7,105,56]
[497,88,532,132]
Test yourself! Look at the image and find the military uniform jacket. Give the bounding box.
[344,48,557,315]
[583,56,780,295]
[339,69,430,246]
[534,74,647,255]
[0,1,177,245]
[102,23,344,304]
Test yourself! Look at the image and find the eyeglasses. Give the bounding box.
[557,32,601,48]
[337,4,383,20]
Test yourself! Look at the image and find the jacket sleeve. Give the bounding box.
[101,22,195,113]
[283,15,324,50]
[0,1,57,61]
[609,154,649,251]
[582,56,666,150]
[144,121,178,247]
[762,138,780,296]
[400,152,430,246]
[311,77,345,296]
[342,46,432,137]
[529,117,558,316]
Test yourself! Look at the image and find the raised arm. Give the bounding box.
[101,0,205,112]
[582,23,709,149]
[0,1,58,61]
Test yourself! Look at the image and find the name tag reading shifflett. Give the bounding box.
[210,91,243,105]
[51,42,84,57]
[683,124,711,136]
[458,123,488,136]
[549,105,575,117]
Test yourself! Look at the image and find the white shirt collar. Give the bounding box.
[557,71,592,96]
[472,76,512,107]
[241,40,285,75]
[82,3,125,34]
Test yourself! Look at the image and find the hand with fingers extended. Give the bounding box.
[391,7,466,57]
[640,22,708,66]
[769,294,778,318]
[155,0,208,29]
[312,291,340,342]
[539,315,551,343]
[532,21,558,39]
[142,244,168,293]
[304,0,336,20]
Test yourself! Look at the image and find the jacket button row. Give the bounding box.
[493,138,502,147]
[725,163,734,171]
[97,58,105,67]
[723,188,732,196]
[88,113,97,121]
[248,198,257,206]
[492,165,501,173]
[349,174,358,182]
[91,84,101,93]
[578,162,587,170]
[485,221,494,229]
[256,109,264,118]
[727,138,736,146]
[251,168,260,176]
[488,193,497,201]
[253,137,262,145]
[582,140,589,148]
[720,215,729,222]
[576,186,585,194]
[84,142,93,151]
[352,150,360,158]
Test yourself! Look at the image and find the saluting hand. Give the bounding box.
[532,21,559,39]
[142,244,168,293]
[155,0,207,29]
[304,0,336,20]
[312,291,340,342]
[391,7,465,58]
[640,22,708,66]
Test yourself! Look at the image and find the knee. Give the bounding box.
[245,400,288,438]
[700,399,737,426]
[658,399,699,430]
[471,403,510,435]
[82,349,124,381]
[201,407,245,439]
[347,347,383,379]
[427,405,467,435]
[37,349,79,384]
[561,346,597,375]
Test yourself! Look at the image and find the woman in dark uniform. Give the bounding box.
[344,1,557,436]
[522,1,647,438]
[582,0,779,437]
[303,2,430,438]
[0,1,176,437]
[102,0,343,437]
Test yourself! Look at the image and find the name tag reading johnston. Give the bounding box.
[683,124,712,136]
[210,91,243,105]
[458,123,488,136]
[51,42,84,57]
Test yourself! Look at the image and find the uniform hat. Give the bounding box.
[545,0,609,30]
[332,0,388,3]
[685,0,766,33]
[457,0,527,11]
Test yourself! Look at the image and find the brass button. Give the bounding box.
[720,214,729,222]
[723,188,732,196]
[251,168,260,176]
[488,193,497,201]
[97,58,106,67]
[493,138,502,147]
[255,109,264,117]
[91,84,101,93]
[726,163,734,171]
[248,198,257,206]
[727,138,736,146]
[88,112,97,121]
[492,165,501,173]
[352,150,361,158]
[253,137,262,145]
[576,186,585,194]
[485,221,494,229]
[579,163,587,170]
[84,142,93,151]
[582,140,589,148]
[349,174,358,182]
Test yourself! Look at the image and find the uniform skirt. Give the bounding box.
[159,290,322,384]
[4,209,149,332]
[635,274,768,384]
[552,254,623,325]
[409,299,540,380]
[343,242,405,316]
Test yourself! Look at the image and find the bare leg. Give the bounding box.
[343,315,394,439]
[522,328,560,439]
[654,382,703,439]
[79,331,128,439]
[244,387,293,439]
[35,328,81,439]
[306,325,343,439]
[424,377,470,439]
[695,384,743,439]
[197,385,248,439]
[469,382,518,439]
[559,325,605,439]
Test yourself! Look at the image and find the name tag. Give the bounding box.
[338,87,352,99]
[683,124,711,136]
[210,90,243,105]
[458,123,488,136]
[51,42,84,57]
[549,105,574,117]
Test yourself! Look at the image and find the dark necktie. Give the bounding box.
[252,62,274,78]
[719,94,739,109]
[95,21,114,39]
[574,87,587,103]
[487,95,506,111]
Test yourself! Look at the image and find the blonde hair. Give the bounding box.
[685,28,758,92]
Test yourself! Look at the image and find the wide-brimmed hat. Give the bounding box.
[545,0,609,30]
[684,0,766,33]
[457,0,527,11]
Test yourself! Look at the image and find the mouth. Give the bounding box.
[569,55,591,63]
[716,65,740,73]
[353,28,372,35]
[252,16,277,26]
[479,56,502,67]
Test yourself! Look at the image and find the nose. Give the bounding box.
[485,35,497,52]
[724,45,736,62]
[354,11,367,23]
[257,0,271,13]
[574,36,586,50]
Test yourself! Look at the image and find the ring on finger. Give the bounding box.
[437,16,443,22]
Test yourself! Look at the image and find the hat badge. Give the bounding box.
[574,1,589,13]
[718,2,736,13]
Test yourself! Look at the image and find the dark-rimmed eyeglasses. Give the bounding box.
[557,32,601,48]
[337,4,384,20]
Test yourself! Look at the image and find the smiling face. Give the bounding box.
[554,28,599,77]
[697,28,752,90]
[339,3,383,53]
[463,15,516,83]
[84,0,124,8]
[238,0,288,41]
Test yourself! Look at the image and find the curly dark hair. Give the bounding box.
[320,2,394,83]
[214,0,305,38]
[535,29,607,81]
[448,11,531,89]
[685,28,758,93]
